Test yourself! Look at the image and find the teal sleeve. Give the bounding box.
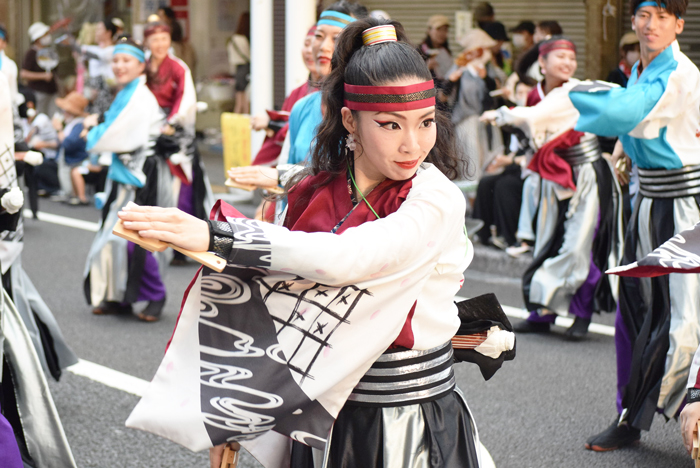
[570,82,665,137]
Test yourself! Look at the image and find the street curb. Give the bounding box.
[470,244,530,278]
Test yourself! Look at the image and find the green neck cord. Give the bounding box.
[348,162,381,220]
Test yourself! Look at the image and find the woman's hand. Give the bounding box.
[611,140,630,186]
[117,204,210,252]
[680,401,700,454]
[228,166,279,189]
[209,444,226,468]
[250,113,270,131]
[480,110,499,125]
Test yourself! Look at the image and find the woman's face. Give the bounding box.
[539,49,577,83]
[302,35,316,74]
[428,25,449,47]
[313,23,344,78]
[112,53,145,85]
[343,77,437,183]
[147,31,171,60]
[95,22,107,42]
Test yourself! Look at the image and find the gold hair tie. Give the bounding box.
[362,25,397,46]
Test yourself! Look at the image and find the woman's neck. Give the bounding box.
[98,38,113,48]
[352,158,385,198]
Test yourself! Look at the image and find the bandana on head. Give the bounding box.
[144,22,171,38]
[344,81,436,112]
[114,43,145,63]
[539,38,576,57]
[317,10,355,29]
[307,25,317,37]
[635,1,681,18]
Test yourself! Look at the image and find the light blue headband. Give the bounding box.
[635,1,681,18]
[317,10,355,29]
[0,30,6,41]
[113,43,145,63]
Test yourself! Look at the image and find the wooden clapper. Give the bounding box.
[693,421,700,468]
[112,219,226,273]
[219,442,241,468]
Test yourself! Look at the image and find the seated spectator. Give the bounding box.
[472,79,535,248]
[25,100,59,196]
[51,91,90,205]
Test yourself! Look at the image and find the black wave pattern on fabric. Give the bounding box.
[228,218,272,267]
[609,221,700,277]
[198,266,372,449]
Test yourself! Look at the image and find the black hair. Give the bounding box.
[103,18,119,39]
[236,12,250,39]
[537,20,563,36]
[306,18,461,184]
[539,35,577,59]
[158,6,176,20]
[116,36,144,52]
[630,0,687,17]
[622,42,640,53]
[324,0,369,19]
[0,24,7,42]
[421,34,450,52]
[515,75,537,88]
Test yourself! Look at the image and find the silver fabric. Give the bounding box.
[355,367,454,391]
[654,197,700,418]
[348,375,456,404]
[1,288,77,467]
[555,135,601,166]
[516,173,540,242]
[364,349,454,377]
[84,156,174,306]
[375,341,450,362]
[317,386,481,468]
[638,164,700,198]
[9,259,77,375]
[529,160,622,314]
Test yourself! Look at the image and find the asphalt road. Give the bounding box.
[19,194,692,468]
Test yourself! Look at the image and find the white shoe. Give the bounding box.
[505,244,532,258]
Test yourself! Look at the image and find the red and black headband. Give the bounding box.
[343,25,436,112]
[539,39,576,57]
[144,22,171,38]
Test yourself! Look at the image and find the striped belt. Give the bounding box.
[555,136,601,167]
[347,341,455,407]
[638,164,700,198]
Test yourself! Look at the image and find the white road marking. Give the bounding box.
[67,359,149,397]
[456,296,616,337]
[24,209,100,232]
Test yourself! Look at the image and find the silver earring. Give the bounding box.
[345,133,357,151]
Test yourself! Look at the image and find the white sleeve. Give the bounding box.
[221,167,471,286]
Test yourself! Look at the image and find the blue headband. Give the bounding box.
[317,10,355,29]
[635,1,681,18]
[0,30,6,41]
[113,43,145,63]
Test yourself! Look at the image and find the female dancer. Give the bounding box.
[482,37,623,340]
[82,39,173,321]
[122,19,509,468]
[145,21,212,244]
